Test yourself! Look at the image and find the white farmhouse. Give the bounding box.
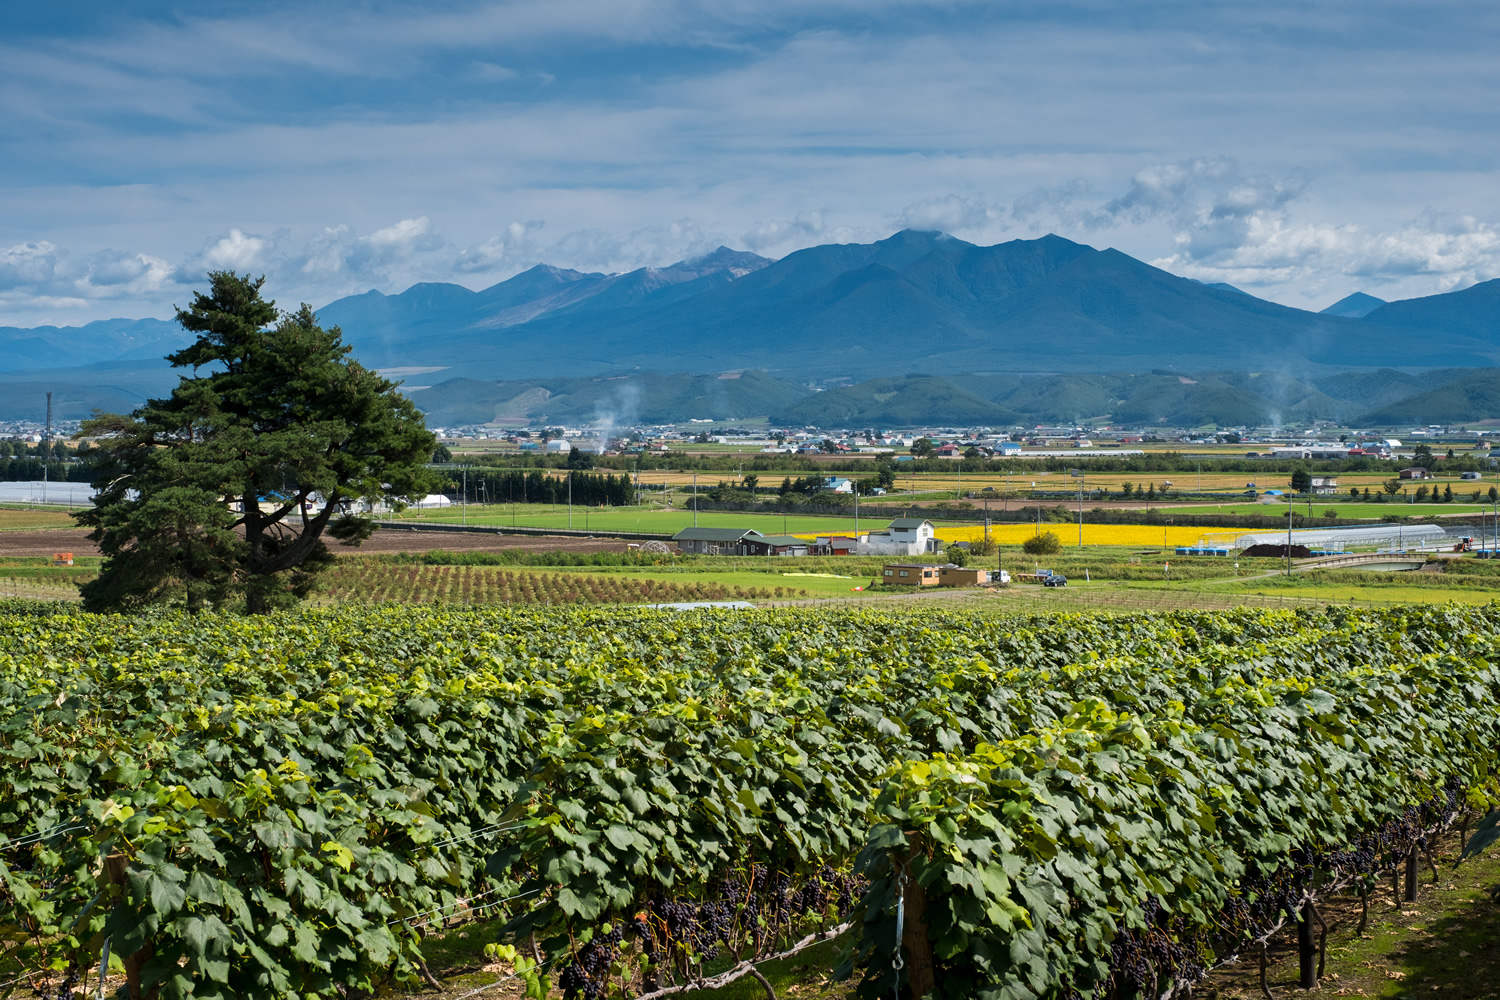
[858,518,940,556]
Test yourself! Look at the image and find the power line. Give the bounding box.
[0,824,88,851]
[426,820,527,851]
[391,886,542,927]
[0,969,47,991]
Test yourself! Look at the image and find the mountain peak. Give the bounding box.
[670,245,772,277]
[882,228,966,247]
[1320,291,1386,318]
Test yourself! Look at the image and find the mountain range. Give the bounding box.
[5,230,1500,425]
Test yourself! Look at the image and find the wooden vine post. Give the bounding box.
[898,836,937,1000]
[1404,843,1419,902]
[1296,901,1318,989]
[104,854,157,1000]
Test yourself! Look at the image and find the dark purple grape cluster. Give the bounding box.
[48,964,80,1000]
[560,865,862,997]
[557,932,622,1000]
[629,912,658,961]
[1093,895,1200,998]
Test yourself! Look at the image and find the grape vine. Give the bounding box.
[0,600,1496,999]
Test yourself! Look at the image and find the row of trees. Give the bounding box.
[0,458,91,482]
[455,468,635,507]
[0,440,70,460]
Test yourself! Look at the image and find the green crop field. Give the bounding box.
[1162,500,1498,519]
[389,503,923,536]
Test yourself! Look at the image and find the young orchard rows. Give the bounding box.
[0,601,1496,999]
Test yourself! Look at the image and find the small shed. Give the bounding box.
[882,563,940,586]
[1399,467,1430,480]
[813,535,859,555]
[743,534,810,557]
[672,527,766,555]
[936,564,990,587]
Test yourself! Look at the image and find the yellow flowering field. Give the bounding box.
[935,523,1217,547]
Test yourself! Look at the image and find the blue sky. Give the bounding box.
[2,0,1498,326]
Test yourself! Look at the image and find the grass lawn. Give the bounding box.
[0,507,79,530]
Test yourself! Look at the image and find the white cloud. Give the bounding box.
[366,217,433,248]
[295,218,449,290]
[0,242,60,289]
[741,211,835,252]
[201,228,270,271]
[1150,213,1500,296]
[75,250,176,294]
[455,220,546,273]
[471,61,519,81]
[896,195,997,234]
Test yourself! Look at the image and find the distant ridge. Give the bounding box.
[386,366,1500,428]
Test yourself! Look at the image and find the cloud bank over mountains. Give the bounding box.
[1,0,1498,325]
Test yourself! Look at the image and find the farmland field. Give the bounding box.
[314,560,816,604]
[1161,500,1500,518]
[0,507,77,531]
[937,522,1219,547]
[391,504,931,537]
[470,465,1500,497]
[389,504,1258,547]
[1,602,1497,999]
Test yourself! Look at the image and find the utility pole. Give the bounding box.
[1077,471,1084,548]
[568,471,573,529]
[1286,490,1293,576]
[462,467,467,525]
[43,391,52,506]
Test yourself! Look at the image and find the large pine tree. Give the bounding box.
[77,272,436,613]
